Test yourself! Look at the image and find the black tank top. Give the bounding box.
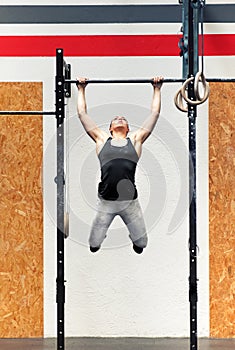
[98,137,139,201]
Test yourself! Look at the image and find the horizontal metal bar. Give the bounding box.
[66,78,185,84]
[0,111,56,115]
[66,78,235,85]
[206,78,235,83]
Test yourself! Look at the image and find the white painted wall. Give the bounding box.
[0,54,210,338]
[1,1,234,338]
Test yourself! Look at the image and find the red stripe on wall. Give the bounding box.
[0,34,234,57]
[0,35,178,56]
[203,34,235,56]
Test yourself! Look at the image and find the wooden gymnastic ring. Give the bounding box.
[181,76,209,106]
[174,86,188,113]
[194,71,210,101]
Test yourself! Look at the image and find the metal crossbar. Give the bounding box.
[0,111,55,115]
[66,78,235,84]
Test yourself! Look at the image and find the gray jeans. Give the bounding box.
[89,197,148,248]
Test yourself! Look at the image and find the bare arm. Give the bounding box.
[132,76,163,144]
[76,78,108,143]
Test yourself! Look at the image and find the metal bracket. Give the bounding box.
[64,64,71,98]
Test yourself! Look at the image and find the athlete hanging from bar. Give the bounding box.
[76,76,163,254]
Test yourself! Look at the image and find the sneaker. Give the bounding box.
[133,244,143,254]
[90,246,100,253]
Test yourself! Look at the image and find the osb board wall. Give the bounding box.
[209,83,235,338]
[0,83,43,337]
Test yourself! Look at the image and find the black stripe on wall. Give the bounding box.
[0,5,234,24]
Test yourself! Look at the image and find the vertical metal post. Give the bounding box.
[56,48,65,350]
[181,0,198,80]
[193,2,199,74]
[181,0,189,79]
[188,2,198,350]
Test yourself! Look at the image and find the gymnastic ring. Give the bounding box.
[194,71,210,101]
[180,77,194,104]
[64,212,69,238]
[174,86,188,113]
[174,87,188,112]
[181,76,209,106]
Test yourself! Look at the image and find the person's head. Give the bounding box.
[109,116,129,136]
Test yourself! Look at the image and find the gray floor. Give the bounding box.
[0,338,235,350]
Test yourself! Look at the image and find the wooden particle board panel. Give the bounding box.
[0,83,43,337]
[209,83,235,338]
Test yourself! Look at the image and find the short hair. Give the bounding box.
[109,116,129,135]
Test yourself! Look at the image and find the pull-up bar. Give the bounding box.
[206,78,235,83]
[67,78,184,84]
[0,111,56,115]
[66,78,235,84]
